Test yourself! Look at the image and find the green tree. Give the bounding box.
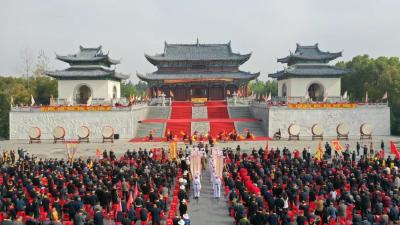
[337,55,400,134]
[248,79,278,99]
[0,76,58,139]
[121,81,148,98]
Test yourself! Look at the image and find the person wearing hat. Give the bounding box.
[193,175,201,202]
[212,175,221,199]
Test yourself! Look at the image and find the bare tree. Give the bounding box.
[33,50,50,78]
[20,47,34,80]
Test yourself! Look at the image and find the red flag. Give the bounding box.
[127,190,133,209]
[264,142,269,160]
[133,182,139,201]
[331,140,343,152]
[391,141,400,159]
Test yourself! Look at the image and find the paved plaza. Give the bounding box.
[1,136,398,159]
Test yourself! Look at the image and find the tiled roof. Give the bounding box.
[46,67,129,80]
[277,43,342,64]
[145,41,251,65]
[56,46,120,65]
[269,63,349,79]
[137,71,259,81]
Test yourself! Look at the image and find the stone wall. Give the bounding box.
[9,105,148,140]
[250,103,391,138]
[250,104,269,135]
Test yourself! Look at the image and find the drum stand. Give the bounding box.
[79,136,89,143]
[360,133,372,140]
[29,137,41,144]
[337,133,349,140]
[288,134,299,141]
[103,136,114,143]
[54,136,65,144]
[312,134,323,140]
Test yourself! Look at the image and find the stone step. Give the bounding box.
[191,122,210,135]
[228,106,252,118]
[135,123,165,138]
[147,106,171,119]
[192,106,208,119]
[235,121,265,137]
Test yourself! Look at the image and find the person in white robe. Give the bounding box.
[193,175,201,202]
[213,175,221,199]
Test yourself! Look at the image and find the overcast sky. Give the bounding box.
[1,0,399,82]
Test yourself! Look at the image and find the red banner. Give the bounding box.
[331,139,343,151]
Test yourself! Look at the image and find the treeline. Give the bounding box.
[248,80,278,98]
[0,77,57,139]
[337,55,400,134]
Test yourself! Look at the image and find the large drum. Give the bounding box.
[77,126,90,139]
[360,123,373,135]
[336,123,349,136]
[288,124,300,136]
[53,126,66,139]
[102,126,114,138]
[28,127,41,139]
[312,123,324,136]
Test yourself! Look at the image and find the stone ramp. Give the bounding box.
[135,122,165,138]
[192,106,208,119]
[228,106,252,118]
[235,121,266,137]
[191,122,210,135]
[188,169,233,225]
[146,106,171,119]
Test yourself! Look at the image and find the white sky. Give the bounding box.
[1,0,400,82]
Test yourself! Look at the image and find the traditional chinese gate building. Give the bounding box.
[137,40,259,101]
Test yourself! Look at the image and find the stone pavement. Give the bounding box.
[188,168,233,225]
[0,136,398,159]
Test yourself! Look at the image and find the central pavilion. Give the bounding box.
[137,40,259,101]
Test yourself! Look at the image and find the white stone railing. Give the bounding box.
[10,102,148,112]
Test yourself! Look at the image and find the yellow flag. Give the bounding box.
[169,141,177,160]
[315,141,324,161]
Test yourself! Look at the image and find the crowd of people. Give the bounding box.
[1,140,399,225]
[222,143,400,225]
[0,147,195,225]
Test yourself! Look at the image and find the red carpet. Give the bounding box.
[165,122,191,138]
[128,136,271,143]
[170,106,192,119]
[209,122,236,137]
[142,118,258,123]
[171,101,193,107]
[206,101,227,106]
[207,106,229,118]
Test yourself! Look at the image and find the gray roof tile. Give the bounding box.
[145,41,251,65]
[269,63,349,79]
[137,71,259,81]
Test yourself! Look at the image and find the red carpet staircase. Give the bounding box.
[166,102,192,138]
[130,101,269,142]
[207,101,236,137]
